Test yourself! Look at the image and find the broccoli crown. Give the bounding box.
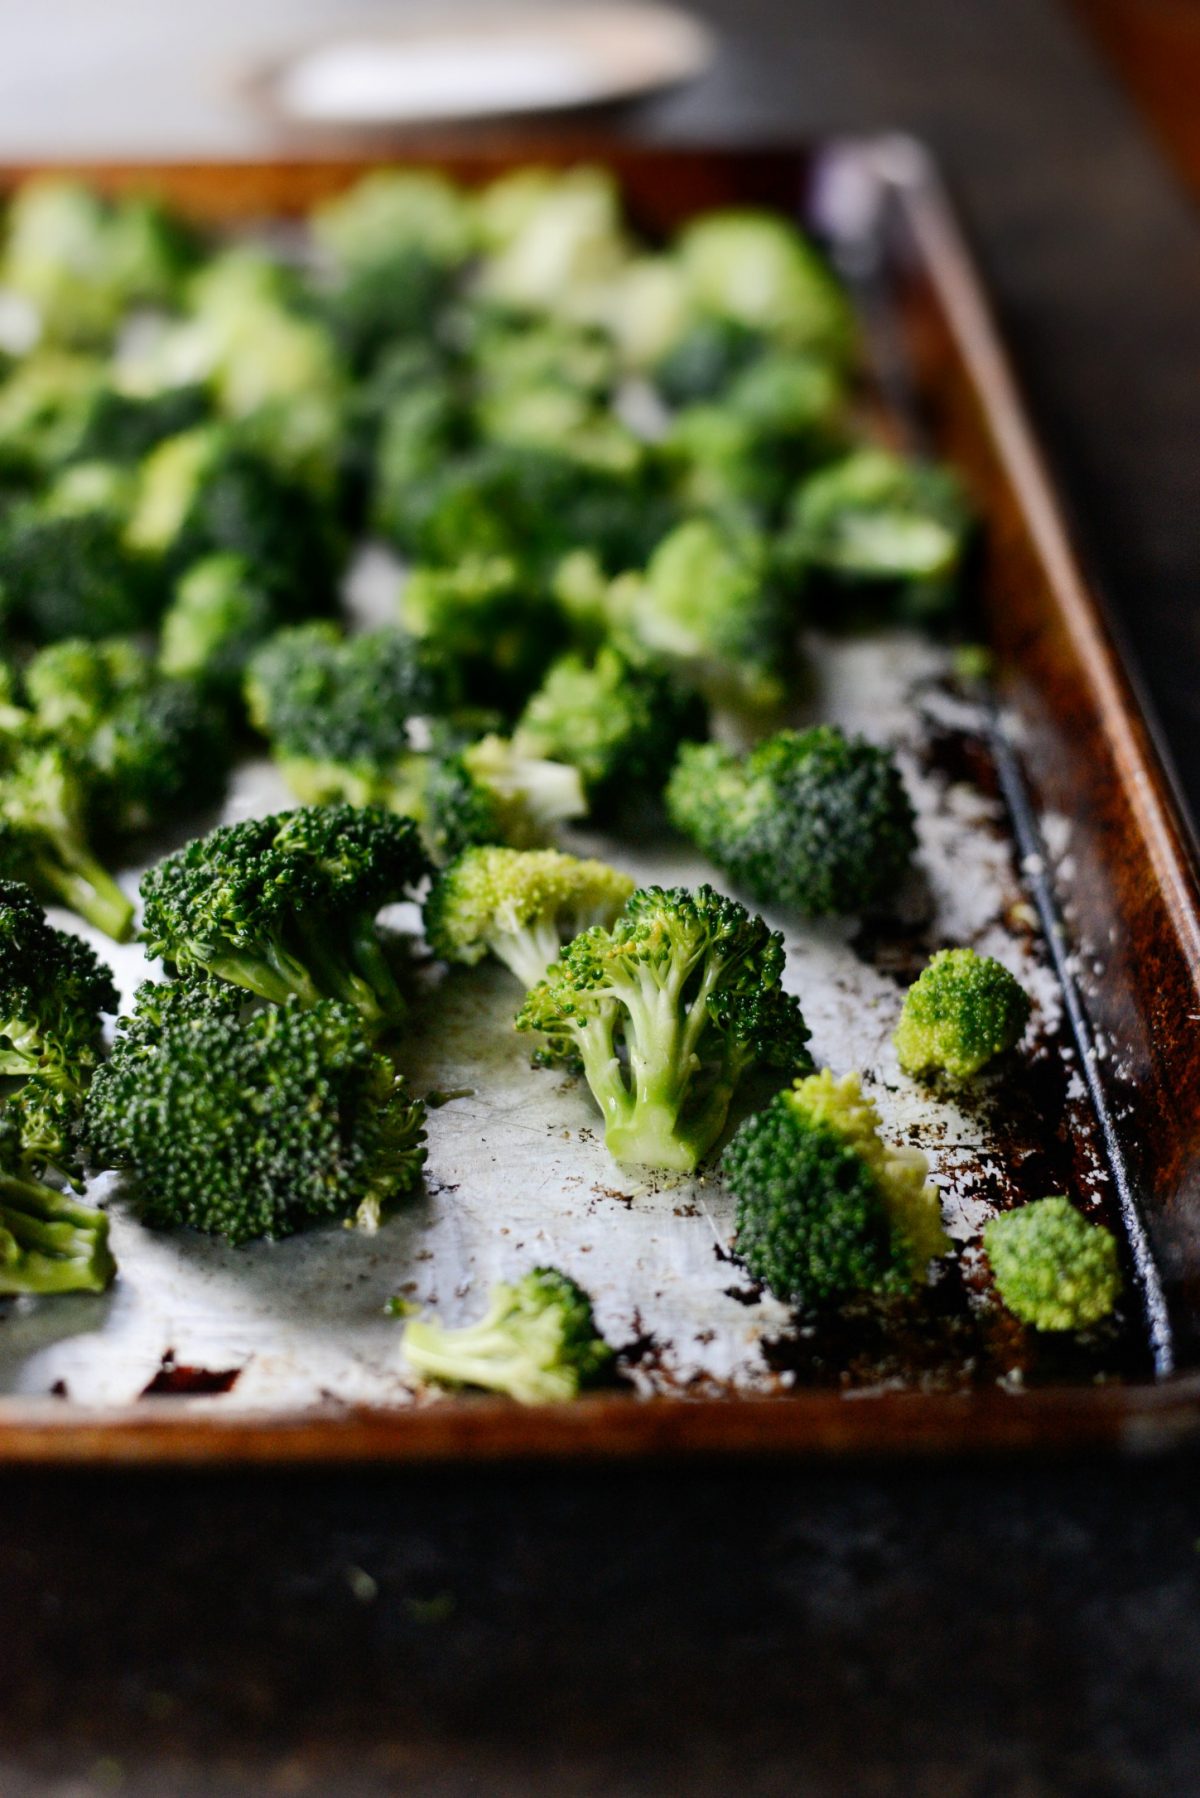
[401,553,564,712]
[24,635,230,837]
[74,382,210,467]
[654,317,767,406]
[675,210,853,361]
[424,846,635,990]
[983,1196,1121,1331]
[512,644,709,808]
[246,622,450,769]
[894,947,1032,1081]
[0,734,133,940]
[159,552,278,694]
[516,883,811,1172]
[0,877,117,1088]
[0,503,158,641]
[320,246,453,374]
[723,1068,949,1304]
[0,1113,115,1294]
[313,169,478,273]
[423,733,587,864]
[139,803,428,1029]
[783,448,970,620]
[84,984,426,1244]
[667,725,916,917]
[618,517,790,714]
[401,1265,613,1403]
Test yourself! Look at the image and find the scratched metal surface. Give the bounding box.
[0,597,1147,1409]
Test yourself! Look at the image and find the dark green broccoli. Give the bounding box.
[0,351,108,482]
[158,553,279,696]
[983,1197,1121,1331]
[84,982,426,1243]
[401,554,564,713]
[653,317,767,406]
[512,644,708,812]
[0,1115,115,1294]
[71,382,210,467]
[781,448,971,621]
[0,464,159,641]
[0,734,133,939]
[667,725,916,917]
[319,247,454,374]
[516,884,811,1172]
[424,846,635,989]
[24,636,230,837]
[723,1067,949,1304]
[400,1265,613,1403]
[609,517,791,714]
[312,168,478,274]
[466,308,618,406]
[369,377,473,548]
[894,947,1032,1081]
[418,733,587,863]
[674,210,853,362]
[244,620,452,804]
[139,804,429,1030]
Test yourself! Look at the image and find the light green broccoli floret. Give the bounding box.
[894,948,1032,1081]
[424,846,635,989]
[400,1265,614,1403]
[312,169,477,272]
[983,1196,1121,1331]
[675,209,853,361]
[475,167,631,319]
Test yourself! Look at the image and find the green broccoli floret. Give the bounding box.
[400,1265,613,1403]
[466,308,618,406]
[420,733,587,863]
[983,1196,1121,1331]
[313,169,477,273]
[320,248,454,375]
[0,878,117,1089]
[0,353,199,480]
[0,734,133,940]
[667,726,916,917]
[723,1067,949,1304]
[424,846,635,989]
[782,448,971,620]
[401,554,564,712]
[1,179,196,345]
[610,517,791,714]
[894,947,1032,1081]
[84,982,426,1243]
[24,636,230,837]
[674,210,853,361]
[139,804,428,1029]
[0,463,159,641]
[512,644,708,812]
[516,884,811,1172]
[159,553,278,696]
[475,166,631,318]
[245,621,451,803]
[653,317,767,406]
[0,1115,115,1294]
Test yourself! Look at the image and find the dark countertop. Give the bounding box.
[6,4,1200,1794]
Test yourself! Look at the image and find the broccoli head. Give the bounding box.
[674,209,853,361]
[516,883,811,1172]
[0,734,133,940]
[0,1114,115,1294]
[0,470,159,641]
[159,552,279,696]
[0,878,117,1089]
[983,1196,1121,1331]
[723,1068,949,1305]
[313,168,477,274]
[475,165,630,318]
[512,644,708,813]
[895,947,1032,1081]
[401,1265,613,1403]
[139,803,429,1030]
[420,733,587,863]
[653,316,767,406]
[401,553,563,714]
[424,846,635,989]
[84,982,426,1243]
[667,725,916,917]
[782,448,971,621]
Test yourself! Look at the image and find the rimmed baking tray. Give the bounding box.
[0,137,1198,1461]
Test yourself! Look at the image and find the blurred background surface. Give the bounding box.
[4,3,1200,1794]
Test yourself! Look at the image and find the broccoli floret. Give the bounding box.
[0,465,159,641]
[24,636,230,837]
[0,353,194,480]
[611,517,791,714]
[782,448,971,621]
[0,735,133,939]
[674,210,853,361]
[320,248,454,374]
[159,553,278,696]
[0,878,117,1088]
[983,1196,1121,1331]
[84,983,426,1243]
[139,804,428,1029]
[654,317,767,406]
[894,947,1032,1081]
[465,307,618,405]
[401,554,564,712]
[475,167,631,318]
[422,733,587,863]
[400,1265,613,1403]
[723,1067,948,1304]
[0,1115,115,1294]
[313,169,477,273]
[512,644,708,812]
[667,726,916,917]
[424,846,635,989]
[1,179,196,345]
[516,884,811,1172]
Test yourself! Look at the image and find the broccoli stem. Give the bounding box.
[492,918,568,991]
[202,944,325,1010]
[0,1172,115,1295]
[37,846,134,943]
[403,1316,576,1404]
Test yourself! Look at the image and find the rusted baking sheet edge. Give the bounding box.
[0,1382,1198,1466]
